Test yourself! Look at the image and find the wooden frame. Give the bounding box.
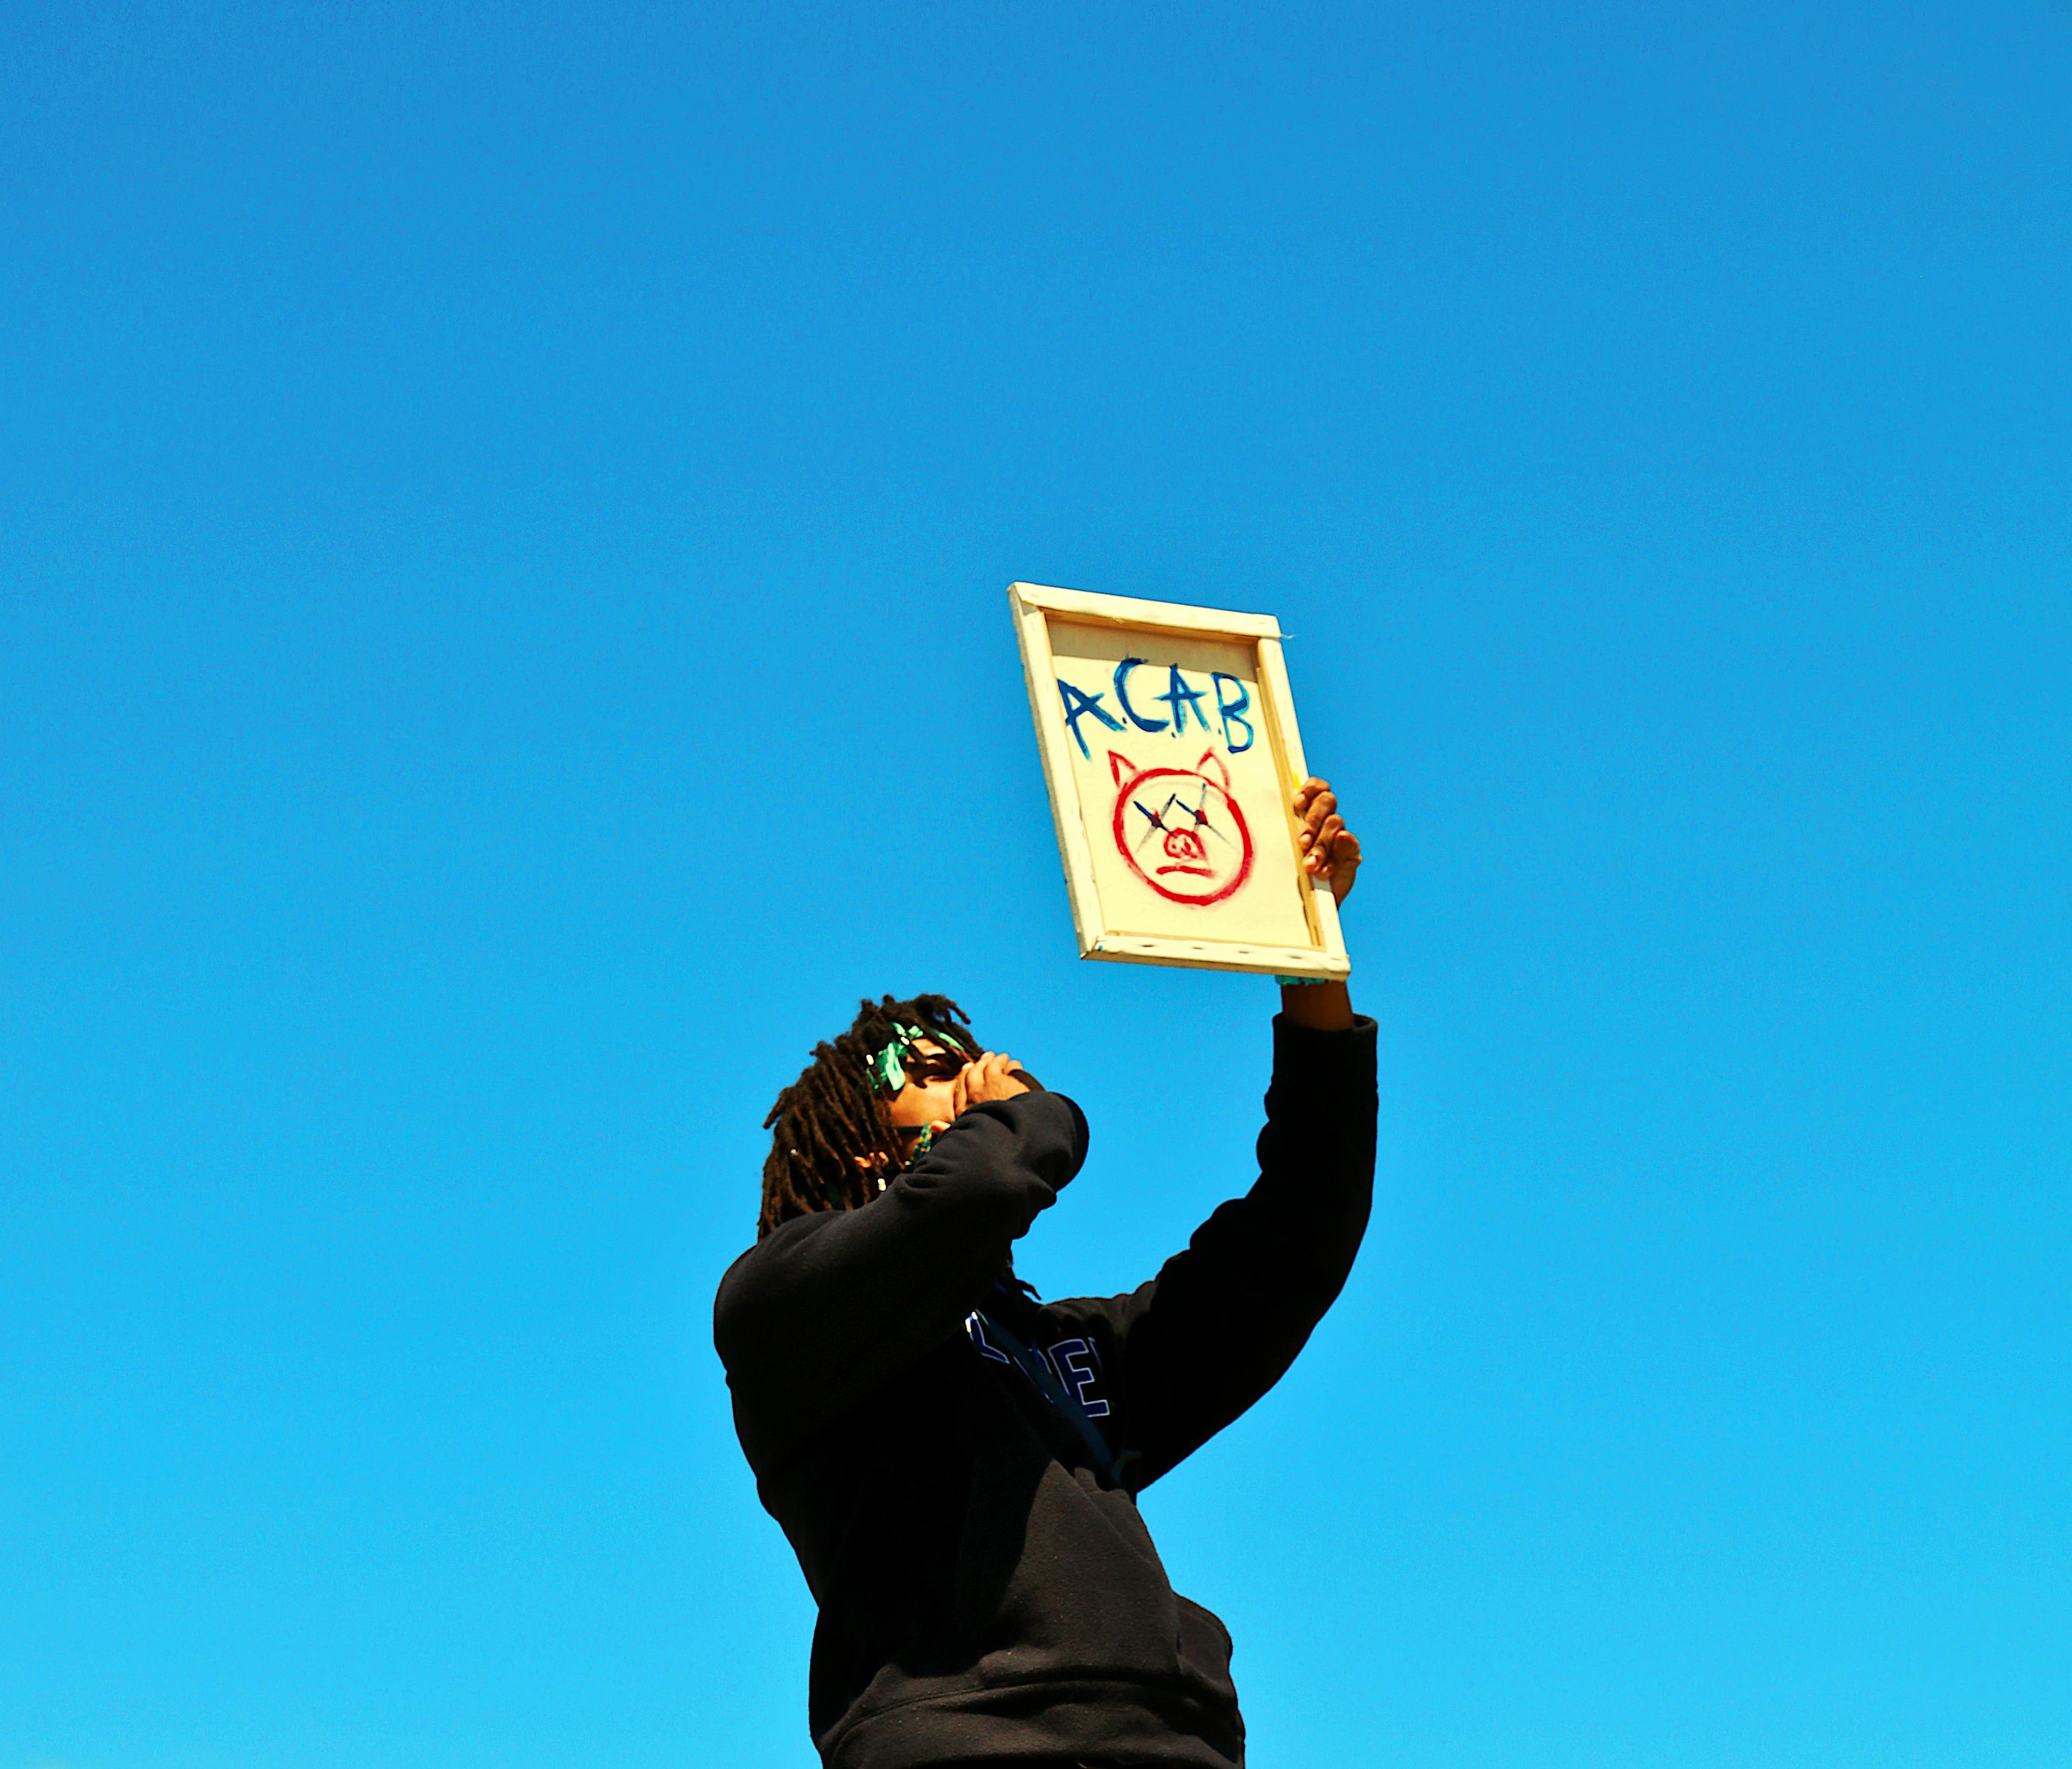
[1010,582,1351,979]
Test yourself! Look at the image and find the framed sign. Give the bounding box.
[1009,582,1350,979]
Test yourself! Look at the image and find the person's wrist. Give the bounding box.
[1278,977,1354,1031]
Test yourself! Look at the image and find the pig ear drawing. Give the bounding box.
[1108,751,1138,788]
[1196,749,1231,791]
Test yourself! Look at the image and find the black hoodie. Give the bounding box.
[713,1013,1378,1768]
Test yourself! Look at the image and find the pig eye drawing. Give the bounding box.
[1108,749,1256,907]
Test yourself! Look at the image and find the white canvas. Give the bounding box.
[1010,584,1350,978]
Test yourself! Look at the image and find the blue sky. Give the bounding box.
[3,3,2069,1765]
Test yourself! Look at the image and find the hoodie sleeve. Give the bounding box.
[713,1088,1088,1450]
[1049,1014,1377,1490]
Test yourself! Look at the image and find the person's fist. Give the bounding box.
[936,1052,1030,1134]
[1292,778,1362,906]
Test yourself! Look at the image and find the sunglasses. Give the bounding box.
[899,1044,971,1085]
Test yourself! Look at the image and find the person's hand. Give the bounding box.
[931,1052,1031,1137]
[1292,777,1362,906]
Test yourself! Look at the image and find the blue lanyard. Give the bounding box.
[971,1298,1123,1487]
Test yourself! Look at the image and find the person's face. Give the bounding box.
[850,1039,967,1181]
[881,1038,964,1165]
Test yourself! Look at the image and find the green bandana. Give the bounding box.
[868,1021,967,1096]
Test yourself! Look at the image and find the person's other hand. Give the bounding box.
[1292,777,1362,906]
[935,1052,1031,1135]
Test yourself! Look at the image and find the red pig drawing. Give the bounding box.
[1108,748,1256,907]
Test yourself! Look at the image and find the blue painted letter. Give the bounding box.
[1157,665,1211,735]
[1113,658,1168,732]
[1058,679,1124,758]
[1211,673,1254,752]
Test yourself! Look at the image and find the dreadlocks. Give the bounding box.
[759,993,980,1240]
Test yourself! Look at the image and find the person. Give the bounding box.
[714,779,1375,1769]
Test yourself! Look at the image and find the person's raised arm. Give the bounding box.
[1055,778,1373,1486]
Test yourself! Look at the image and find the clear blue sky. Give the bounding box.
[3,3,2068,1765]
